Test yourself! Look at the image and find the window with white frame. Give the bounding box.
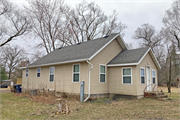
[26,69,29,78]
[49,67,55,82]
[122,68,132,84]
[73,64,80,82]
[37,68,41,77]
[100,65,106,82]
[140,68,145,84]
[152,70,155,84]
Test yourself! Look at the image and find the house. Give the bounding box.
[21,33,161,100]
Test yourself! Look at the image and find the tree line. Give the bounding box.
[0,0,180,93]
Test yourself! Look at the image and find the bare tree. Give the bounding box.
[63,1,127,45]
[0,0,12,15]
[133,23,164,51]
[26,0,127,54]
[165,43,177,93]
[27,50,45,63]
[25,0,69,54]
[0,45,27,79]
[0,0,30,47]
[163,0,180,50]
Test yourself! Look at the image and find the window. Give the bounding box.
[26,69,29,78]
[140,68,145,84]
[49,67,55,82]
[152,70,155,84]
[37,68,41,77]
[100,65,106,82]
[73,64,80,82]
[122,68,132,84]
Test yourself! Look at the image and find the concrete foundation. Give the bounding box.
[22,88,144,100]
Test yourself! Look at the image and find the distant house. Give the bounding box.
[21,33,161,100]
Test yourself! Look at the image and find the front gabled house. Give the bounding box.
[21,33,161,100]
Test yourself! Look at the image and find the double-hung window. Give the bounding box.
[100,65,106,83]
[26,69,29,78]
[37,68,41,77]
[73,64,80,82]
[122,68,132,84]
[152,70,155,84]
[49,67,55,82]
[140,68,145,84]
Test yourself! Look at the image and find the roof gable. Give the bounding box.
[28,33,127,68]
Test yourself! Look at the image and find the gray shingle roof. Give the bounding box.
[108,48,150,65]
[29,33,119,67]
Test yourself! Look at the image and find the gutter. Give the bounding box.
[23,58,88,68]
[83,60,93,102]
[107,63,138,67]
[19,67,27,69]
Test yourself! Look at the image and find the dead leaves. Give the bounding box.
[14,93,56,105]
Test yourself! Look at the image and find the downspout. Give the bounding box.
[83,60,93,102]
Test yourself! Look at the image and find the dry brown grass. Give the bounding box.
[0,89,179,119]
[159,86,179,93]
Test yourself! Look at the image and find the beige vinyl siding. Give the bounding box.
[136,52,158,95]
[22,62,88,94]
[22,66,55,90]
[89,39,122,94]
[55,62,88,94]
[22,69,28,89]
[108,52,158,96]
[108,66,137,95]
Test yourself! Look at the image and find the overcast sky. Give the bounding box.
[10,0,172,50]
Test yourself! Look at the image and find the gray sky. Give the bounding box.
[10,0,172,50]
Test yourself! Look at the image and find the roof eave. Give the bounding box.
[27,58,88,68]
[149,49,161,69]
[118,34,128,50]
[136,48,161,69]
[19,67,27,69]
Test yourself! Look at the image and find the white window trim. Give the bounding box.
[49,66,55,82]
[72,64,80,83]
[140,67,145,84]
[37,67,41,78]
[99,64,106,83]
[122,67,132,84]
[152,69,156,84]
[25,69,29,78]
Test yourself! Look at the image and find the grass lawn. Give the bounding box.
[0,90,179,119]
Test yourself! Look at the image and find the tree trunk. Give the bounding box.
[168,57,171,93]
[8,70,12,79]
